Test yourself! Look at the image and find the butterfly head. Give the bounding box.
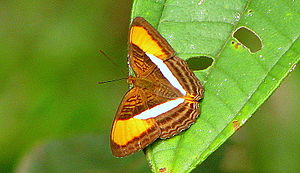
[127,75,135,84]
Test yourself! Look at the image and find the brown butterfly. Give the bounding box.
[110,17,204,157]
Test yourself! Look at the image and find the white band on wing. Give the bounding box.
[134,98,185,119]
[146,53,186,95]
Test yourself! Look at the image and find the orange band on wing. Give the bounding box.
[130,26,166,59]
[111,118,155,146]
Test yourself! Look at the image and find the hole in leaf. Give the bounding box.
[233,26,262,53]
[186,56,214,71]
[247,9,254,16]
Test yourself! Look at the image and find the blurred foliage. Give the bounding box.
[0,0,299,173]
[0,0,132,172]
[15,135,149,173]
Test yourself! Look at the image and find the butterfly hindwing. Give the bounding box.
[154,100,200,139]
[162,56,204,100]
[110,88,161,157]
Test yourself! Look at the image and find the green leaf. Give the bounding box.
[131,0,300,173]
[15,135,149,173]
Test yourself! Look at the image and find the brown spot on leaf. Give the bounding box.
[232,120,241,131]
[159,167,166,172]
[231,41,243,49]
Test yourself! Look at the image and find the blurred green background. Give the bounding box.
[0,0,299,172]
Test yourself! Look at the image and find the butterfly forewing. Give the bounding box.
[129,17,175,61]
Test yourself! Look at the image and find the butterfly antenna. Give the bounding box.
[97,77,127,85]
[99,50,127,75]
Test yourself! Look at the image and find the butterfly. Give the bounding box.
[110,17,204,157]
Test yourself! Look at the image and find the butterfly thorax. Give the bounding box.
[128,76,183,100]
